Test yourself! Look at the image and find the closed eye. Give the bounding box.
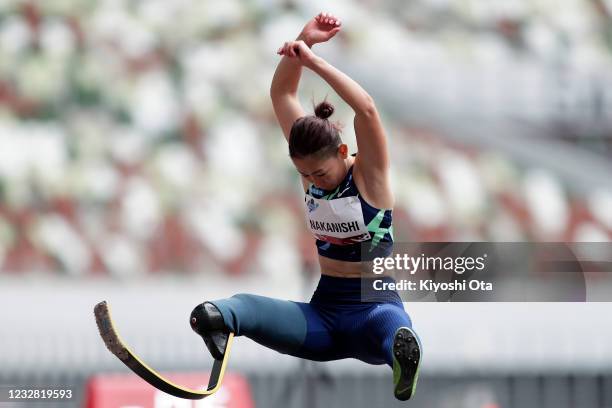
[298,170,327,177]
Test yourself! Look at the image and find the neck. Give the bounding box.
[344,155,355,172]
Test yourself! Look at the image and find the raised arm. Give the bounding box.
[270,13,342,141]
[279,40,392,203]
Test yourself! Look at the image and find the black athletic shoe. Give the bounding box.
[189,302,229,361]
[392,327,422,401]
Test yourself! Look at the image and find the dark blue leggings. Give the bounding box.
[210,276,415,367]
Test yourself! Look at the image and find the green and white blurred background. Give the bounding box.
[0,0,611,407]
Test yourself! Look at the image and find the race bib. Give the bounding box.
[305,194,371,245]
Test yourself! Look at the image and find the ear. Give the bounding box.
[337,144,349,158]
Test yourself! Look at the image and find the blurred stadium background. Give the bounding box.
[0,0,611,407]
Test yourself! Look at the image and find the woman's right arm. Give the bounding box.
[270,47,306,141]
[270,13,342,141]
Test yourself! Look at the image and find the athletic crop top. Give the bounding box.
[304,163,394,262]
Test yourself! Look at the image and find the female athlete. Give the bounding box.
[190,12,422,401]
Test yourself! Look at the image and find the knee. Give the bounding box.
[369,304,412,329]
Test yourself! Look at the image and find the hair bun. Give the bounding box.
[314,101,334,120]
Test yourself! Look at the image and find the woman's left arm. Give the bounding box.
[284,42,390,176]
[281,41,393,206]
[314,58,390,177]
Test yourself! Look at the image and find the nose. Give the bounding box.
[314,177,330,188]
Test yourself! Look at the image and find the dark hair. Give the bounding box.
[289,101,342,159]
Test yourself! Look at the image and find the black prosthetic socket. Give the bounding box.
[190,302,230,360]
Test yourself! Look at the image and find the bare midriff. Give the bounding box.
[318,255,372,278]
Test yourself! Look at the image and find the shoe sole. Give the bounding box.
[393,327,422,401]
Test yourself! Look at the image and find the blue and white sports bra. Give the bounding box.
[304,163,394,262]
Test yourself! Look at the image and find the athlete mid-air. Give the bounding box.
[190,12,422,401]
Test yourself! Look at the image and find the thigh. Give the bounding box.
[212,294,347,361]
[211,294,308,355]
[291,302,351,362]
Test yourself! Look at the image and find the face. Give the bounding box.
[292,145,349,190]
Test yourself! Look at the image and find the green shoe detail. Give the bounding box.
[392,327,422,401]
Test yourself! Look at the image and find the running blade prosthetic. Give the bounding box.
[94,301,233,399]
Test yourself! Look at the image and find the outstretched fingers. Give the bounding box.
[316,12,341,27]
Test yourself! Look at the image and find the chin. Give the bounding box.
[317,182,337,191]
